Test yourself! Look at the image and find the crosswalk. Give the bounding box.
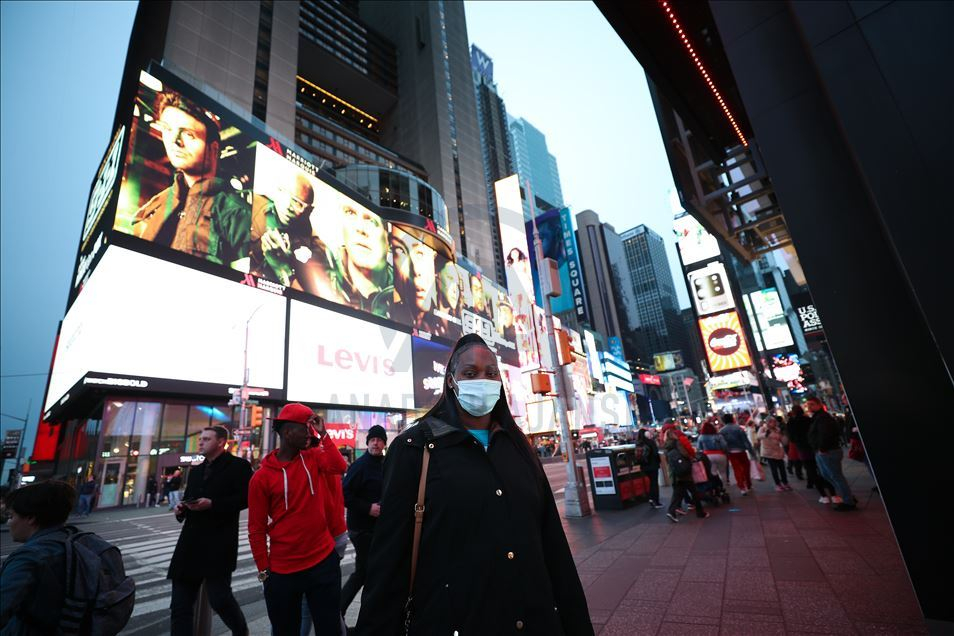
[1,509,357,635]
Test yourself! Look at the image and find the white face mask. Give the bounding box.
[452,378,501,416]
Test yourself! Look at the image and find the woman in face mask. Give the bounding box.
[356,334,593,636]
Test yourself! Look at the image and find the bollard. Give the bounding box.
[193,581,213,636]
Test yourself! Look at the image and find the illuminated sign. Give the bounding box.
[688,262,735,316]
[526,207,590,320]
[411,337,452,409]
[638,373,662,386]
[772,354,807,393]
[286,301,414,409]
[698,310,753,373]
[82,126,126,248]
[707,370,757,390]
[653,350,684,372]
[673,213,719,266]
[747,288,794,351]
[45,245,287,411]
[495,175,537,369]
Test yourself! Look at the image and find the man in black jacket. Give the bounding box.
[340,424,386,616]
[806,397,857,511]
[167,425,253,635]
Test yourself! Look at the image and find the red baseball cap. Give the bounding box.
[271,402,314,425]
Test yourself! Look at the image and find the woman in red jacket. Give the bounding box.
[248,403,347,636]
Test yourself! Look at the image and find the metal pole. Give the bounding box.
[526,179,589,518]
[240,305,265,433]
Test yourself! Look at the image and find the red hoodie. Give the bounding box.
[661,423,697,459]
[248,434,347,574]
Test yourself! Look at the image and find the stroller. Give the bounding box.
[694,453,731,506]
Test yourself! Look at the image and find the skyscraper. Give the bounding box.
[361,0,496,275]
[620,225,684,363]
[509,116,564,216]
[471,44,514,285]
[576,210,633,344]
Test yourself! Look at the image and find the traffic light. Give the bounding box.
[555,329,573,366]
[250,405,264,428]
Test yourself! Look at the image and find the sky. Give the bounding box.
[0,1,689,463]
[463,0,690,309]
[0,1,138,467]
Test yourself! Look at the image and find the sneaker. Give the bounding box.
[666,512,679,523]
[675,508,688,516]
[782,484,793,491]
[651,502,664,509]
[775,485,786,492]
[740,489,748,496]
[831,496,843,504]
[698,511,711,519]
[686,504,695,511]
[818,496,831,504]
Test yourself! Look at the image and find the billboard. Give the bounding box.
[674,213,720,266]
[411,337,452,409]
[495,175,538,369]
[698,310,753,373]
[286,301,414,409]
[772,353,807,393]
[455,262,519,367]
[791,292,824,335]
[688,261,735,316]
[526,207,590,320]
[747,288,794,351]
[653,350,684,372]
[111,67,466,343]
[45,245,287,412]
[638,373,662,386]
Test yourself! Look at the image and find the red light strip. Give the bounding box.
[660,0,748,147]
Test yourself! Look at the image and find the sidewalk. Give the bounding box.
[567,460,926,635]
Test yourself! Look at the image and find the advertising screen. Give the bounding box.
[791,292,824,335]
[455,260,519,367]
[698,310,753,373]
[688,262,735,316]
[748,288,794,351]
[674,213,720,266]
[45,245,287,412]
[638,373,662,386]
[111,67,470,343]
[526,207,589,319]
[772,354,807,393]
[411,337,452,409]
[286,301,414,409]
[653,350,684,372]
[494,175,537,369]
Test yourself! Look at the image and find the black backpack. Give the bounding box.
[668,449,692,478]
[57,526,136,635]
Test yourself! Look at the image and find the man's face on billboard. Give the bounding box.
[276,174,315,226]
[410,241,436,311]
[343,205,387,271]
[158,106,211,176]
[439,261,460,310]
[472,277,484,309]
[499,303,513,327]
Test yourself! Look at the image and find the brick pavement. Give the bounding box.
[564,459,927,635]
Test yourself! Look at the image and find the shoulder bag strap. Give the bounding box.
[408,447,430,594]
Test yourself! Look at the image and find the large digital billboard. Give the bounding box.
[45,245,287,412]
[747,288,795,351]
[698,310,753,373]
[495,175,538,369]
[526,207,589,320]
[411,337,452,410]
[110,68,467,344]
[674,213,720,266]
[791,291,824,335]
[286,301,414,409]
[688,261,735,316]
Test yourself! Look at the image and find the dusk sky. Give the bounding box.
[0,1,687,462]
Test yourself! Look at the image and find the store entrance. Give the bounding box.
[99,459,125,508]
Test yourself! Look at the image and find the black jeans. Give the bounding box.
[341,530,373,613]
[644,468,660,505]
[170,574,247,636]
[669,481,705,517]
[766,458,788,486]
[264,551,341,636]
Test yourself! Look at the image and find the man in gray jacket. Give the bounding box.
[719,413,755,495]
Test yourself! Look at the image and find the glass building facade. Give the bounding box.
[335,164,449,236]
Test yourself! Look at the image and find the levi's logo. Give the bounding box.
[318,346,395,376]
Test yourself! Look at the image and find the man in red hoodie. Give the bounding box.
[249,403,347,635]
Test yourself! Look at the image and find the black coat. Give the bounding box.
[167,452,252,580]
[356,415,593,635]
[342,451,384,533]
[636,438,661,472]
[807,411,842,453]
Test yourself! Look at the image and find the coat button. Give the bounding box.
[407,438,412,443]
[516,620,524,630]
[428,443,435,449]
[495,489,503,496]
[506,551,515,560]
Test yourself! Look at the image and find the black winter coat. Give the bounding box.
[636,438,661,472]
[343,451,384,533]
[356,415,593,635]
[167,452,253,580]
[807,411,842,453]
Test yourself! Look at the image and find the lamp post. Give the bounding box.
[239,305,265,432]
[526,179,590,518]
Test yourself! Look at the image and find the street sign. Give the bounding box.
[2,430,22,459]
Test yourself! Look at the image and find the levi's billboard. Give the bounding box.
[698,310,753,373]
[286,301,414,409]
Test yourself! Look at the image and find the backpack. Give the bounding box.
[668,449,692,478]
[57,526,136,635]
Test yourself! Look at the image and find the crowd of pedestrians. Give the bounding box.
[1,332,871,635]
